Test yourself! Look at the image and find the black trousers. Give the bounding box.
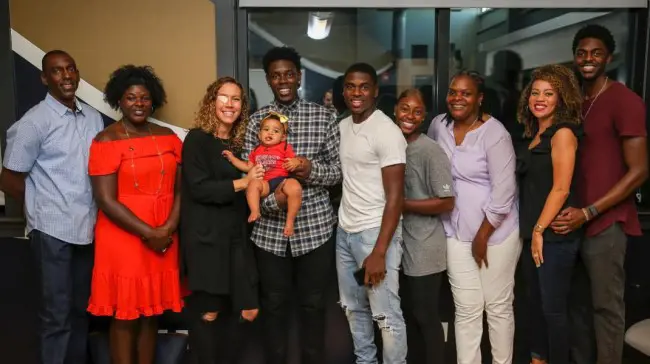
[186,294,254,364]
[255,236,335,364]
[31,230,93,364]
[401,271,445,364]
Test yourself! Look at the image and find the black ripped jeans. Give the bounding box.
[186,294,255,364]
[255,237,335,364]
[401,271,445,364]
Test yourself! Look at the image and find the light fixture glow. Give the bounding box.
[307,12,334,40]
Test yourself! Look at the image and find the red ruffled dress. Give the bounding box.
[87,134,184,320]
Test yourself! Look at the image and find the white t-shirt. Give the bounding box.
[338,109,407,233]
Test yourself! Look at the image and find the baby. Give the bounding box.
[223,111,303,237]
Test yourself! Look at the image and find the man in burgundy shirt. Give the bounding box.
[551,24,648,364]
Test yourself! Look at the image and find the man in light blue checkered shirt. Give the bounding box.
[0,50,104,364]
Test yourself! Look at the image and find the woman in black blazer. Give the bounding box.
[180,77,264,363]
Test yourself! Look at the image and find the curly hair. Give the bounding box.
[262,46,301,75]
[104,65,167,111]
[572,24,616,54]
[517,64,582,138]
[193,77,249,151]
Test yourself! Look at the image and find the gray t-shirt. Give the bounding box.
[402,134,454,276]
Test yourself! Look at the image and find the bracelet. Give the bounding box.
[587,205,599,219]
[581,208,591,221]
[533,223,545,233]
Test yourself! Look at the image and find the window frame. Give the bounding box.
[0,1,648,235]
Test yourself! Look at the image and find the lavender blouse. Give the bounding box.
[427,114,518,245]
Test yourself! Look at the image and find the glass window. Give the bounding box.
[247,8,438,119]
[449,8,650,210]
[450,8,635,142]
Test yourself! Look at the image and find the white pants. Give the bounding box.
[447,229,522,364]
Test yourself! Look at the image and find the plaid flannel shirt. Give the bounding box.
[242,98,342,257]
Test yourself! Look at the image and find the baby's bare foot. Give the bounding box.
[248,211,261,223]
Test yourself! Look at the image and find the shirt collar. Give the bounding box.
[272,98,302,113]
[45,93,85,117]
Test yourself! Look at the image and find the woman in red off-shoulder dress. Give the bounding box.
[87,65,183,364]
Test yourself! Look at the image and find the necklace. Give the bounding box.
[453,116,480,146]
[582,76,608,120]
[466,117,480,131]
[121,120,166,195]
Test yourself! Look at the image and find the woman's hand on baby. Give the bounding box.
[247,164,265,181]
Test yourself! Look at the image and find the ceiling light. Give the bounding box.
[307,12,334,40]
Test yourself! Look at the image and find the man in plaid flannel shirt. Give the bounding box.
[242,46,341,364]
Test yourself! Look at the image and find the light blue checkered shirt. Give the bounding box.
[3,93,104,245]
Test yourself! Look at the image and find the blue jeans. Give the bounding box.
[523,238,579,364]
[336,225,407,364]
[30,230,93,364]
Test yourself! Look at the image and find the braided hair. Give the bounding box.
[443,70,487,125]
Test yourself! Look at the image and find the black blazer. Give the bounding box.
[179,128,258,310]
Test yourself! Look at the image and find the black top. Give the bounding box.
[179,128,258,310]
[517,123,583,241]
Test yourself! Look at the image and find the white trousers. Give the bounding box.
[447,229,522,364]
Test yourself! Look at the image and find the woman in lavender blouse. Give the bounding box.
[427,70,521,364]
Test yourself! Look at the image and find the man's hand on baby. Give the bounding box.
[283,158,302,172]
[284,156,312,179]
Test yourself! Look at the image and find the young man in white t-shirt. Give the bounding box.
[337,62,408,363]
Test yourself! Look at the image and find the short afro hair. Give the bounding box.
[42,50,73,71]
[104,65,167,111]
[262,46,301,75]
[572,24,616,54]
[344,63,378,85]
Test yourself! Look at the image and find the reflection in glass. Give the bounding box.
[247,9,437,118]
[450,7,632,149]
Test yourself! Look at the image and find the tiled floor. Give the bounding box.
[1,236,648,364]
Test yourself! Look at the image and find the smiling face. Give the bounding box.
[41,53,80,107]
[446,75,483,123]
[259,117,286,147]
[395,94,426,137]
[120,85,152,125]
[528,79,558,123]
[343,71,378,117]
[215,82,242,126]
[267,60,301,104]
[574,37,612,81]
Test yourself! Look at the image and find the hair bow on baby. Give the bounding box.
[267,111,289,124]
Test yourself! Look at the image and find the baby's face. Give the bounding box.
[259,118,286,147]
